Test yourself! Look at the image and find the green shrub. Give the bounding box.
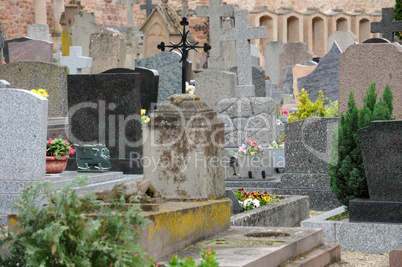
[329,83,394,209]
[0,176,150,266]
[288,89,338,122]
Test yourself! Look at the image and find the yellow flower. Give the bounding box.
[31,88,49,98]
[141,109,146,115]
[145,118,150,123]
[263,196,271,202]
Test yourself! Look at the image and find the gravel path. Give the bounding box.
[308,210,390,267]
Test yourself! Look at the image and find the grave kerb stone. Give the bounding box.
[220,9,266,97]
[60,46,93,74]
[196,0,234,70]
[370,8,402,42]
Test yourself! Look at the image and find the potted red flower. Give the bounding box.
[46,137,76,174]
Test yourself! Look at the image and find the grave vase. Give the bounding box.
[46,156,69,174]
[237,154,274,179]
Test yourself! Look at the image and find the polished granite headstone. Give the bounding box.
[350,120,402,223]
[67,73,142,174]
[3,37,32,63]
[102,67,159,113]
[8,39,53,63]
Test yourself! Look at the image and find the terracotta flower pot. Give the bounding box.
[46,156,69,174]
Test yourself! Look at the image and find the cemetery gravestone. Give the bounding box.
[292,63,317,100]
[0,61,68,117]
[225,189,242,214]
[338,43,402,119]
[282,60,317,95]
[90,28,125,74]
[117,0,139,28]
[196,0,234,70]
[3,37,32,63]
[102,67,159,113]
[0,80,10,88]
[67,73,142,174]
[8,39,53,63]
[362,38,390,44]
[250,44,260,66]
[264,41,284,85]
[370,8,402,42]
[327,31,357,53]
[135,51,181,104]
[220,9,266,97]
[178,1,195,18]
[70,11,102,58]
[229,65,266,97]
[298,42,342,102]
[141,0,157,17]
[0,89,47,225]
[60,46,92,74]
[27,24,50,41]
[221,18,236,70]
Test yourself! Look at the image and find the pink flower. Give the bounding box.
[69,148,76,155]
[246,137,251,143]
[2,61,6,65]
[48,138,53,144]
[259,146,263,153]
[208,248,211,254]
[251,141,258,147]
[282,110,289,115]
[279,107,282,111]
[63,139,68,143]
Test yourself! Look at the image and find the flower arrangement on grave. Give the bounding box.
[46,137,75,159]
[185,82,195,95]
[268,140,284,149]
[30,88,49,98]
[277,106,289,123]
[234,188,280,212]
[141,109,150,125]
[228,137,266,158]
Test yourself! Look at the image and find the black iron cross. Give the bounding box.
[140,0,156,17]
[157,17,211,94]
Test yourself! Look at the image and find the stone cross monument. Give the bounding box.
[196,0,234,70]
[60,46,92,74]
[221,9,266,97]
[371,8,402,42]
[140,0,157,17]
[179,1,195,18]
[117,0,139,28]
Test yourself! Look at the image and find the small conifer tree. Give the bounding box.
[329,83,394,208]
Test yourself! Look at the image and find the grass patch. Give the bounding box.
[326,212,349,221]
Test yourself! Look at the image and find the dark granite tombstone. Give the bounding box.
[67,73,142,174]
[8,39,53,63]
[229,65,266,97]
[350,120,402,223]
[362,38,391,44]
[102,67,159,113]
[370,8,402,42]
[3,37,32,63]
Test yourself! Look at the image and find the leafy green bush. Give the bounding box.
[329,83,394,209]
[0,176,150,266]
[160,248,219,267]
[288,89,338,122]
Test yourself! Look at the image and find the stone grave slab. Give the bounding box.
[102,67,159,113]
[70,11,102,57]
[3,37,32,63]
[60,46,92,74]
[0,88,47,225]
[0,61,68,117]
[8,39,53,63]
[229,65,266,97]
[67,73,142,174]
[327,31,357,53]
[264,41,284,85]
[27,23,50,41]
[298,42,342,102]
[338,43,402,119]
[90,28,125,73]
[135,51,181,104]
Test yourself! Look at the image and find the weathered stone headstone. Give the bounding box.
[282,61,317,94]
[67,73,142,174]
[250,44,260,66]
[264,41,284,85]
[194,69,237,111]
[90,28,125,74]
[370,8,402,42]
[8,39,53,63]
[298,42,342,102]
[0,61,68,117]
[221,10,266,97]
[27,24,50,41]
[140,0,157,17]
[135,51,181,104]
[196,0,234,70]
[327,31,357,53]
[3,37,32,63]
[70,11,102,58]
[292,63,317,99]
[143,94,225,199]
[102,67,159,112]
[339,43,402,119]
[350,120,402,223]
[0,89,47,225]
[229,65,266,97]
[60,46,92,74]
[225,189,242,214]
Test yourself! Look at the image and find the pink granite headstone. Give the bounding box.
[8,40,53,63]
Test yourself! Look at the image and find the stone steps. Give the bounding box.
[284,243,341,267]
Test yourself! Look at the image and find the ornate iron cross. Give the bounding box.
[157,17,211,94]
